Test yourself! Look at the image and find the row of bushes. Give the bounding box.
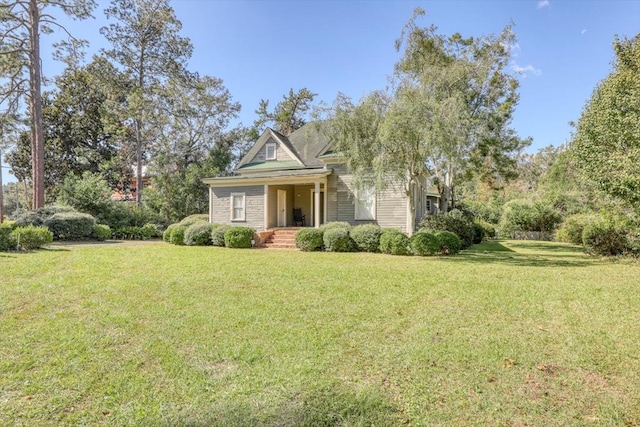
[14,206,161,241]
[0,222,53,251]
[163,215,256,248]
[295,222,463,256]
[556,213,640,256]
[419,209,494,249]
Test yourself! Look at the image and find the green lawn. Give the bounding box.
[1,240,639,426]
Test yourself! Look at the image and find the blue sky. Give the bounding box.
[2,0,639,184]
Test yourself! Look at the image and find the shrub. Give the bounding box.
[320,221,351,232]
[0,222,17,251]
[295,228,324,251]
[499,200,562,238]
[169,224,188,246]
[420,209,475,249]
[435,231,461,255]
[44,212,96,240]
[163,223,178,242]
[92,224,112,241]
[556,214,599,245]
[350,224,382,253]
[57,171,113,218]
[12,225,53,250]
[14,205,76,227]
[323,228,354,252]
[224,226,255,248]
[379,229,410,256]
[140,223,160,239]
[211,224,230,247]
[582,219,628,256]
[476,219,496,239]
[95,202,135,230]
[410,232,440,256]
[112,224,158,240]
[184,221,213,246]
[179,214,209,227]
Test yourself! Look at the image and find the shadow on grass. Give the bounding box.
[450,240,591,268]
[172,383,402,427]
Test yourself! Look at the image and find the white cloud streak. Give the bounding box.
[537,0,550,9]
[512,63,542,77]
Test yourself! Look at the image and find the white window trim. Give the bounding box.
[355,186,376,220]
[265,142,277,160]
[230,192,246,221]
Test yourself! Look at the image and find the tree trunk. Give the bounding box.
[0,149,4,223]
[29,0,45,209]
[406,182,415,236]
[135,120,143,206]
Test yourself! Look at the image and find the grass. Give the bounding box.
[1,240,639,426]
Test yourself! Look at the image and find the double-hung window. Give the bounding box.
[355,185,376,220]
[265,142,277,160]
[230,193,245,221]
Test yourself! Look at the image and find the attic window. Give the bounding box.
[265,142,277,160]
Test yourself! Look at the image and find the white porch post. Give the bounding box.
[323,180,328,225]
[264,184,268,230]
[208,186,214,223]
[314,181,321,228]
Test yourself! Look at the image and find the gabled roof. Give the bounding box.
[236,128,304,170]
[235,123,332,173]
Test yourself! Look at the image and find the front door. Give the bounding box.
[277,189,287,227]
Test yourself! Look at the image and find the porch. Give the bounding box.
[264,182,327,229]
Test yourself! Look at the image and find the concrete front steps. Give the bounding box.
[263,227,301,249]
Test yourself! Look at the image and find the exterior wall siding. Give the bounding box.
[325,163,409,232]
[249,137,293,163]
[211,185,265,230]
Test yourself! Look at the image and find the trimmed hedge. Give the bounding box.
[179,214,209,227]
[92,224,112,241]
[184,221,213,246]
[350,224,382,253]
[556,214,598,245]
[410,232,440,256]
[0,222,17,251]
[112,224,158,240]
[420,209,474,249]
[44,212,96,240]
[323,228,354,252]
[320,222,351,232]
[14,205,76,227]
[295,228,324,251]
[224,226,255,248]
[163,224,178,242]
[169,224,188,246]
[379,229,410,256]
[211,224,230,247]
[435,231,461,255]
[12,225,53,250]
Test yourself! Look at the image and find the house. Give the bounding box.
[202,123,439,234]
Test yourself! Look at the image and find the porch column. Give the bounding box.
[264,184,268,230]
[208,186,214,223]
[314,181,321,228]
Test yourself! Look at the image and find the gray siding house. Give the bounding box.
[202,123,439,234]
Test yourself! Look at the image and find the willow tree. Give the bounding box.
[323,8,529,232]
[0,0,95,208]
[571,34,640,211]
[101,0,193,205]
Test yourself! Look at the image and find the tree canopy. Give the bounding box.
[322,8,529,231]
[570,34,640,211]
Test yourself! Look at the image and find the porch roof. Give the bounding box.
[202,168,332,186]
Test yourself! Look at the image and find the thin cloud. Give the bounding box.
[537,0,550,9]
[581,29,587,35]
[512,63,542,77]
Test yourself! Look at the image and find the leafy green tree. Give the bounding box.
[0,0,95,209]
[323,9,528,231]
[5,57,132,201]
[101,0,193,206]
[252,87,316,137]
[570,34,640,211]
